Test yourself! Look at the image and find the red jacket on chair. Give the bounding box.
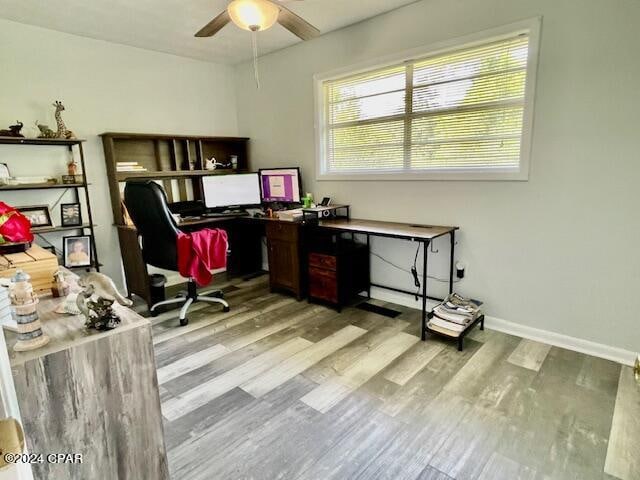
[177,228,228,286]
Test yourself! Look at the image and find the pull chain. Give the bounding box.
[251,28,260,89]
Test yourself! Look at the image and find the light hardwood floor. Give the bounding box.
[150,275,638,480]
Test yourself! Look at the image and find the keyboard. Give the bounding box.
[203,211,250,218]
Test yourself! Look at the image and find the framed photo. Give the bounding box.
[63,235,92,268]
[61,203,82,227]
[18,205,53,228]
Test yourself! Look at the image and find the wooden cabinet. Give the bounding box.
[308,241,369,311]
[266,222,304,299]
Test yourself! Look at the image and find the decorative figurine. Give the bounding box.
[75,273,132,331]
[0,121,24,137]
[205,157,216,170]
[53,101,76,139]
[36,122,56,139]
[67,157,78,176]
[51,270,70,298]
[9,270,50,352]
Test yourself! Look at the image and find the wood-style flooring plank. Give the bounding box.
[162,337,312,421]
[162,305,335,397]
[301,332,419,413]
[242,325,367,397]
[296,409,404,480]
[604,366,640,480]
[303,317,409,384]
[443,332,520,400]
[156,344,230,384]
[476,452,539,480]
[220,393,381,480]
[169,377,318,480]
[377,340,481,421]
[507,339,552,371]
[498,347,618,480]
[154,299,305,368]
[383,341,445,386]
[354,391,472,480]
[152,293,287,345]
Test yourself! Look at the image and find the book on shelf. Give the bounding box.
[116,162,147,172]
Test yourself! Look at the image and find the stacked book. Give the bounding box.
[428,293,482,337]
[116,161,147,173]
[276,208,304,222]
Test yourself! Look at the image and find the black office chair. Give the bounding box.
[124,180,229,326]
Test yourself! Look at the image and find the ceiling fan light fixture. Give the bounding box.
[227,0,280,32]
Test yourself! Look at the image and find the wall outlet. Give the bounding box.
[456,262,465,279]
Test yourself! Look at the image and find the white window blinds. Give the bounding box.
[320,33,532,177]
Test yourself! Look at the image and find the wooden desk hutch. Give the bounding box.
[101,132,257,304]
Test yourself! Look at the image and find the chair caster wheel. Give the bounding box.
[150,309,159,317]
[223,306,230,313]
[180,317,188,326]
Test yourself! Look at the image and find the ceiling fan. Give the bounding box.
[195,1,320,87]
[195,0,320,41]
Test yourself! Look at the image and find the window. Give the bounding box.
[315,20,540,180]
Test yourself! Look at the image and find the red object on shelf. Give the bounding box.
[0,201,34,244]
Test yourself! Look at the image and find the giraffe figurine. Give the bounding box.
[53,101,76,139]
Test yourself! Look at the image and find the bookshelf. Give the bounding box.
[0,137,100,270]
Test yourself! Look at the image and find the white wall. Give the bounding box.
[235,0,640,353]
[0,18,239,287]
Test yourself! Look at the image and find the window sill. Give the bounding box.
[316,169,529,182]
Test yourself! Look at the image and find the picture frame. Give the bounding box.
[61,203,82,227]
[63,235,92,268]
[0,163,10,179]
[18,205,53,229]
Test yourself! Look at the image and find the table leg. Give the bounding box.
[449,230,456,295]
[366,234,371,299]
[421,240,430,341]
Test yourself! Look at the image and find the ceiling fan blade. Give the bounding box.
[277,5,320,41]
[195,10,231,37]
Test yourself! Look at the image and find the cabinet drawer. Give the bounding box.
[308,253,337,271]
[266,222,299,242]
[309,267,337,303]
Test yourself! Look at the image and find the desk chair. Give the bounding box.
[124,180,229,326]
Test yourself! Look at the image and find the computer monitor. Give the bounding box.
[259,168,302,203]
[202,173,261,209]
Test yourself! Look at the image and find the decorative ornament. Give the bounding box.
[0,202,34,245]
[53,101,76,139]
[0,121,24,138]
[205,157,217,170]
[67,157,78,176]
[36,122,56,139]
[9,270,50,352]
[75,273,133,331]
[51,270,70,298]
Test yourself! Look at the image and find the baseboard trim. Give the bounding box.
[370,287,637,366]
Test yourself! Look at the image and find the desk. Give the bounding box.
[316,219,458,340]
[118,216,458,341]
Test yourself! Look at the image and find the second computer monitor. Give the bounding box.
[260,168,302,204]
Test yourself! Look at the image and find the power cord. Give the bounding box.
[370,248,461,287]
